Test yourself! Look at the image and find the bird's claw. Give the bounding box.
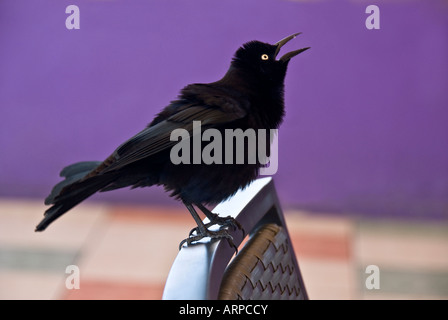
[179,228,238,254]
[188,214,245,238]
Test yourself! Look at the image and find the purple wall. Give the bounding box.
[1,0,447,220]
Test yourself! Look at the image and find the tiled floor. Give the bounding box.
[1,198,447,300]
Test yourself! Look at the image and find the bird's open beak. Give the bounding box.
[275,33,310,62]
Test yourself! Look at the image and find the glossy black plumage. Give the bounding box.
[36,34,309,247]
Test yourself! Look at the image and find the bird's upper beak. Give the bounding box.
[275,33,310,62]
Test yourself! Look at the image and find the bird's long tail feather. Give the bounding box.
[36,161,113,232]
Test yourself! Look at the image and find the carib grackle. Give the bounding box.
[35,33,309,249]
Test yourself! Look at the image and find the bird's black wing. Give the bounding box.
[100,99,247,174]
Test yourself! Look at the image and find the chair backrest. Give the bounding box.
[218,223,304,300]
[162,177,308,300]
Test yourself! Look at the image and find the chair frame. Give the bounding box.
[162,177,308,300]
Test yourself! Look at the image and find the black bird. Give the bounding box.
[35,33,309,248]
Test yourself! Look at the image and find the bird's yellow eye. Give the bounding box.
[261,54,269,60]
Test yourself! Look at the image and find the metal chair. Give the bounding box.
[162,177,308,300]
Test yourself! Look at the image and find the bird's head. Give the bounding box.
[231,33,310,84]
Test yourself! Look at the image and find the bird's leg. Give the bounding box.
[179,201,237,251]
[192,203,245,237]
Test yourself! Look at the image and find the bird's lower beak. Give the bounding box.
[275,33,310,62]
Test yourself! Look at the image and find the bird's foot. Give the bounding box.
[179,228,238,253]
[188,213,245,237]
